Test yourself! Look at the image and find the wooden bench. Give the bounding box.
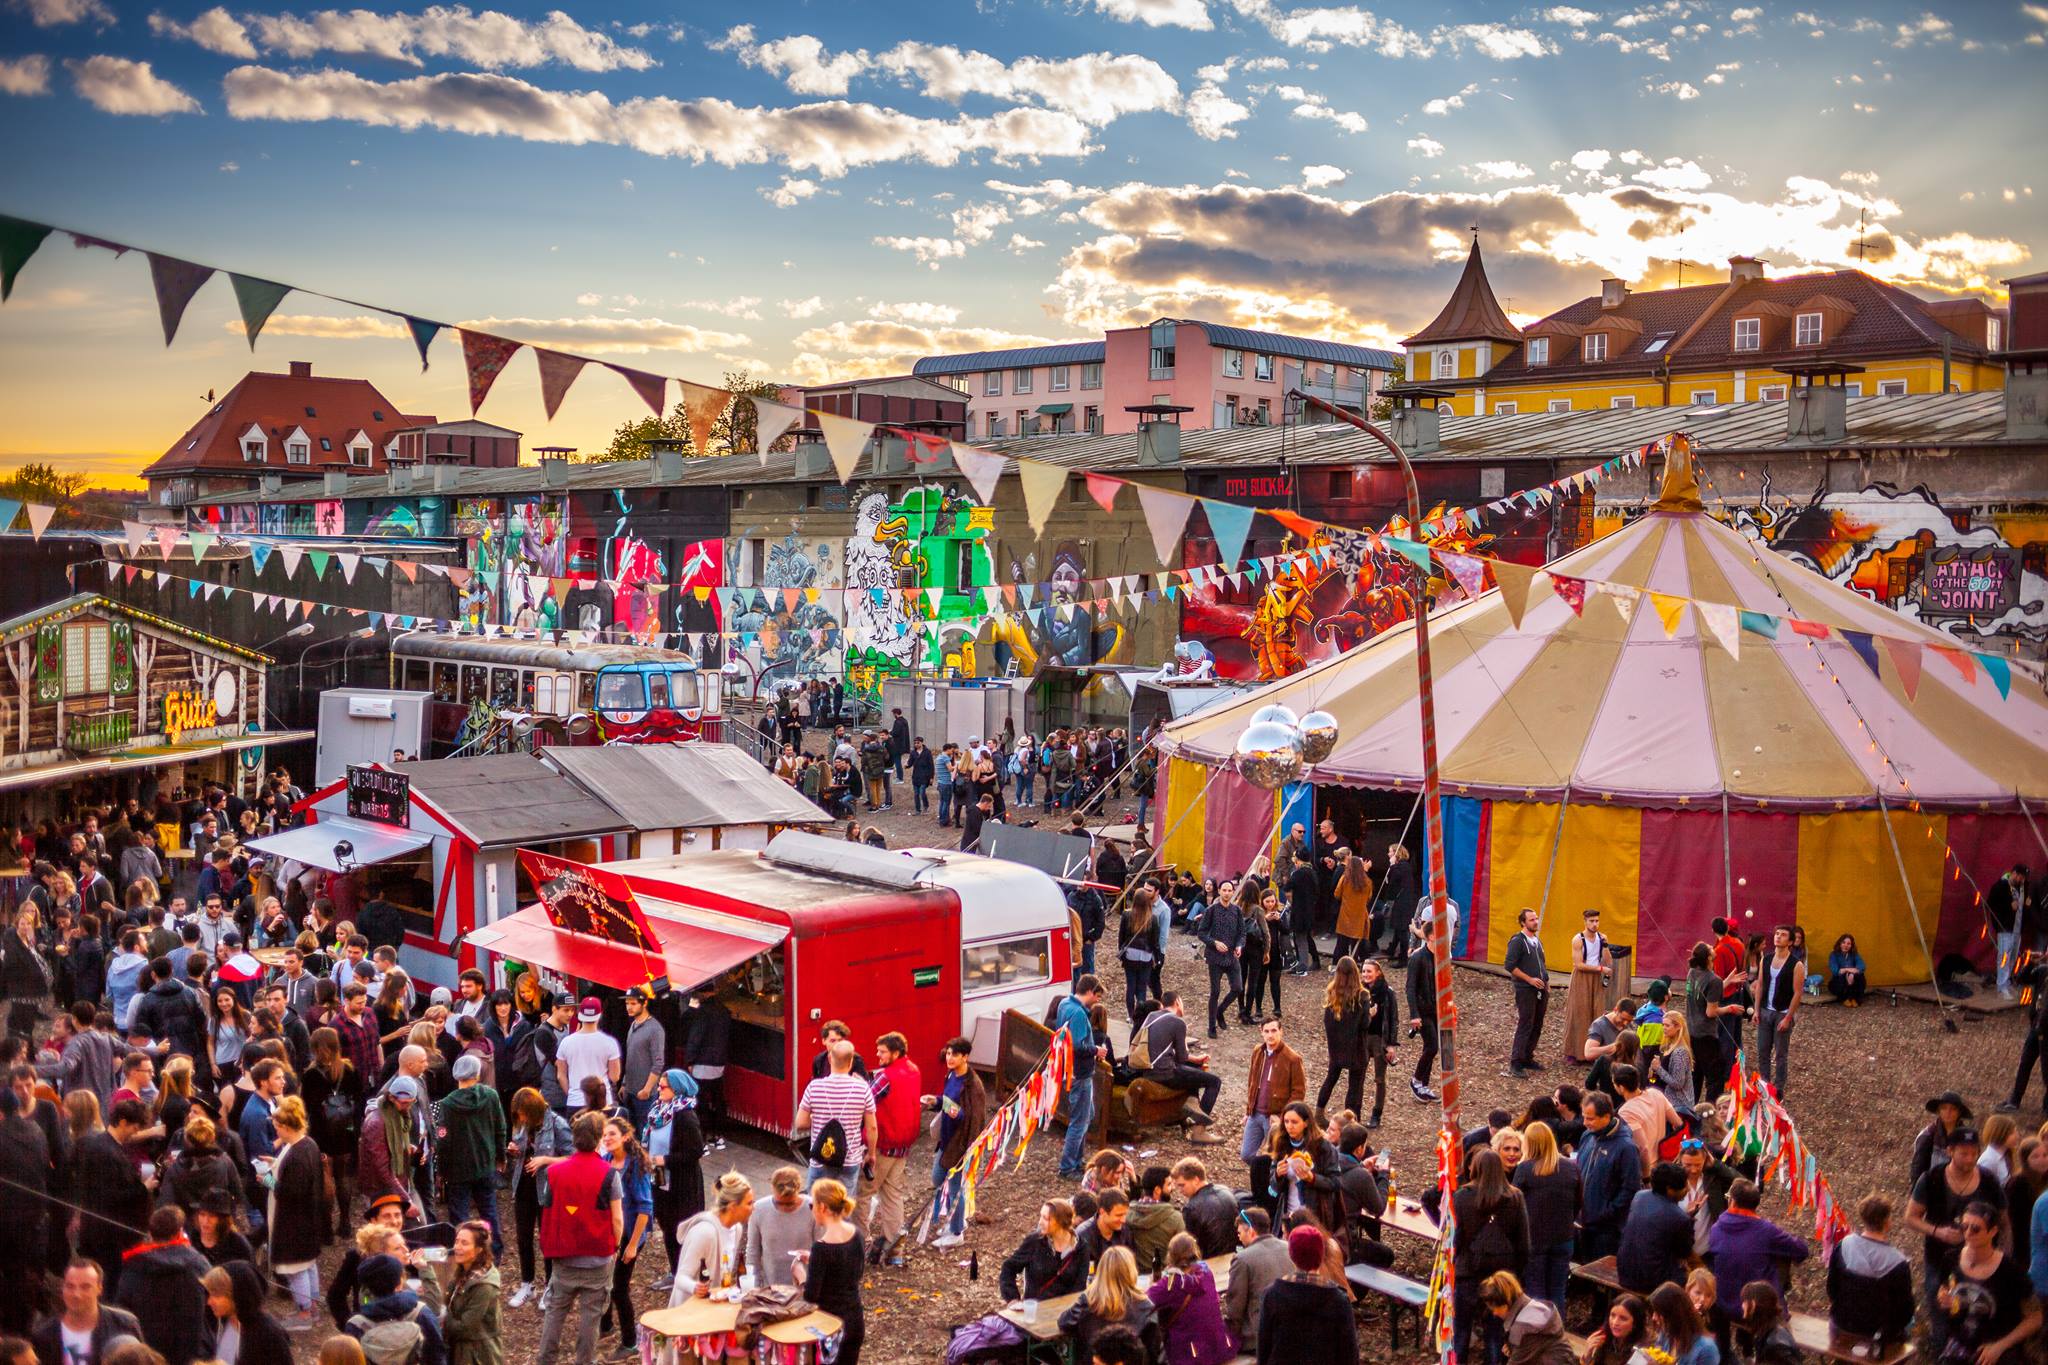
[1346,1263,1432,1351]
[1788,1312,1916,1365]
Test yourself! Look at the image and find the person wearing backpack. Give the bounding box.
[344,1253,446,1365]
[535,1112,622,1365]
[796,1040,877,1198]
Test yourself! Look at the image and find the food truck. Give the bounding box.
[464,831,1072,1131]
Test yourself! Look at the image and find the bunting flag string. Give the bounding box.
[1722,1052,1852,1260]
[935,1026,1074,1225]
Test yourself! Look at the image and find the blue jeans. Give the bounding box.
[1071,939,1095,988]
[1059,1076,1094,1178]
[1240,1112,1272,1165]
[1526,1240,1573,1307]
[936,782,954,826]
[913,781,930,813]
[930,1153,965,1237]
[446,1178,503,1254]
[1015,773,1034,806]
[1135,793,1150,831]
[805,1163,862,1199]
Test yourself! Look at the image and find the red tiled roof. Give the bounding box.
[1402,238,1523,347]
[1478,268,1998,384]
[142,365,433,480]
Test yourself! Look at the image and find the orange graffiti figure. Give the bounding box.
[1242,534,1329,680]
[1315,506,1496,650]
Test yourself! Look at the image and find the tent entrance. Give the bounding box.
[1317,786,1424,868]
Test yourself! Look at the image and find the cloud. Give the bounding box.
[230,311,748,354]
[761,175,819,207]
[1439,22,1549,59]
[1569,148,1612,173]
[0,54,52,95]
[1422,82,1479,114]
[1407,134,1445,157]
[1186,84,1250,139]
[781,310,1077,385]
[1086,0,1214,28]
[151,4,655,71]
[218,159,238,172]
[1892,11,1952,47]
[1008,232,1046,253]
[9,0,113,26]
[778,296,825,318]
[713,26,1180,126]
[575,291,602,306]
[1228,1,1549,58]
[1542,6,1600,23]
[983,177,1101,215]
[1300,163,1345,188]
[1258,84,1365,131]
[870,301,960,325]
[950,202,1011,244]
[67,55,201,114]
[872,234,969,267]
[1648,79,1701,99]
[222,65,1098,177]
[681,296,763,320]
[1464,160,1533,181]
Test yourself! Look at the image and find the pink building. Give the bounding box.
[912,320,1397,440]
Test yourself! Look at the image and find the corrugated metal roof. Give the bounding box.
[912,342,1106,376]
[1191,323,1399,371]
[387,753,626,847]
[541,743,831,832]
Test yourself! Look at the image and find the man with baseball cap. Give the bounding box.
[361,1074,427,1217]
[556,997,621,1109]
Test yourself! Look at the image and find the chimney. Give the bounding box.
[2008,365,2048,440]
[1728,256,1766,284]
[1600,278,1629,310]
[322,470,350,495]
[1787,375,1848,444]
[539,456,569,488]
[260,474,283,495]
[289,361,312,378]
[792,438,836,481]
[1387,392,1444,455]
[431,465,460,491]
[872,433,912,475]
[387,465,415,494]
[1135,417,1182,466]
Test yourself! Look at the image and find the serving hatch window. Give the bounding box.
[963,933,1052,996]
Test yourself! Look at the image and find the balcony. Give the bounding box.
[1148,366,1175,382]
[66,710,134,754]
[1285,364,1364,411]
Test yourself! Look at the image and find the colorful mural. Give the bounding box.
[502,495,570,630]
[733,528,845,685]
[843,485,997,693]
[453,497,500,629]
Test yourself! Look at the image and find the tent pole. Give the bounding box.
[1721,792,1736,925]
[1534,789,1572,932]
[1878,793,1956,1028]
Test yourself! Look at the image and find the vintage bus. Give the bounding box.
[389,631,720,754]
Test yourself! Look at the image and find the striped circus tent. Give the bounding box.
[1154,458,2048,986]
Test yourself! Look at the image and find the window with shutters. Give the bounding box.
[63,621,110,697]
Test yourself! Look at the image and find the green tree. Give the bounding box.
[1370,354,1407,422]
[588,368,796,462]
[710,369,795,456]
[0,462,92,525]
[588,408,685,463]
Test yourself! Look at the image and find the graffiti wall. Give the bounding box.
[453,497,501,628]
[501,495,570,630]
[732,528,845,686]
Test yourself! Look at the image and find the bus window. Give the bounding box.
[402,659,430,691]
[647,672,669,708]
[430,663,455,700]
[597,671,645,710]
[520,671,537,709]
[578,672,596,712]
[669,670,699,709]
[460,665,486,703]
[490,668,518,708]
[535,674,555,716]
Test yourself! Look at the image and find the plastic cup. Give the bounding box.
[1020,1299,1039,1323]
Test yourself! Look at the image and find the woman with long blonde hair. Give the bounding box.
[1652,1013,1694,1110]
[1059,1245,1159,1363]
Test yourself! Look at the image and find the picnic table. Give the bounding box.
[996,1253,1236,1344]
[641,1299,844,1364]
[1787,1313,1917,1365]
[1571,1254,1624,1292]
[1379,1197,1443,1243]
[1345,1262,1432,1350]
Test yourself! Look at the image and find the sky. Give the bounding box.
[0,0,2042,485]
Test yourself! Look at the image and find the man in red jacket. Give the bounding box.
[536,1112,623,1365]
[866,1031,923,1268]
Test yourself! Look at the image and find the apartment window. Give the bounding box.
[1149,345,1176,378]
[1067,477,1089,503]
[1526,337,1549,366]
[1758,384,1788,401]
[1795,312,1823,346]
[1081,363,1102,389]
[986,411,1002,437]
[1877,379,1907,397]
[1494,402,1517,415]
[1256,398,1271,424]
[984,372,1002,396]
[348,441,372,467]
[1733,317,1761,351]
[1254,354,1274,381]
[286,442,310,464]
[1326,470,1352,500]
[1989,318,2003,351]
[1084,405,1099,433]
[1582,333,1608,362]
[1845,383,1862,397]
[1691,390,1718,405]
[1435,349,1456,380]
[1610,396,1637,409]
[242,440,266,463]
[1050,365,1070,391]
[63,621,110,697]
[1643,332,1674,355]
[1013,368,1032,394]
[1222,349,1244,378]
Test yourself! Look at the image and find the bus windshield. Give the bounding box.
[596,671,645,710]
[668,670,699,709]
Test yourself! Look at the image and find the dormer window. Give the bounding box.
[1436,349,1456,380]
[347,433,374,467]
[1733,317,1761,351]
[283,424,312,464]
[1526,337,1549,366]
[1582,333,1608,363]
[239,424,268,463]
[1794,312,1823,346]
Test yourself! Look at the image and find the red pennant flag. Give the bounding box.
[1267,508,1322,542]
[459,330,522,414]
[1930,643,1978,684]
[609,364,667,417]
[1550,573,1588,616]
[147,253,215,346]
[1084,474,1121,514]
[534,350,588,419]
[1881,635,1922,701]
[1786,619,1831,640]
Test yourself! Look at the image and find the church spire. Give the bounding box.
[1402,236,1523,347]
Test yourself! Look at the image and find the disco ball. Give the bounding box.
[1250,703,1299,730]
[1297,710,1340,765]
[1235,719,1305,792]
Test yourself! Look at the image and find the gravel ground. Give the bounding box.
[296,778,2037,1364]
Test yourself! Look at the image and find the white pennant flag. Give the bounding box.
[279,546,303,579]
[1602,583,1640,625]
[24,503,56,539]
[950,443,1007,505]
[1134,486,1194,569]
[813,412,872,483]
[749,397,806,464]
[121,520,150,558]
[338,552,360,584]
[1695,600,1740,659]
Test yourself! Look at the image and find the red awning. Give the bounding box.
[467,903,783,993]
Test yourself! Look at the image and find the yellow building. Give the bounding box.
[1401,240,2007,416]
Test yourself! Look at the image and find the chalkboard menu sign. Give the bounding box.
[347,765,411,827]
[1916,546,2019,620]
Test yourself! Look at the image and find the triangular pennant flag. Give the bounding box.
[189,578,201,598]
[395,559,417,583]
[1492,560,1540,630]
[1267,508,1321,542]
[1605,584,1639,625]
[24,502,56,540]
[446,566,471,589]
[1738,610,1778,639]
[187,530,215,562]
[308,550,331,579]
[678,380,730,453]
[814,412,872,483]
[608,363,667,417]
[229,274,291,350]
[1135,486,1194,568]
[1549,573,1588,617]
[1785,619,1830,640]
[1201,498,1254,572]
[549,576,574,606]
[952,443,1007,505]
[1019,459,1066,536]
[748,396,804,461]
[1384,536,1433,576]
[1695,600,1739,659]
[1084,474,1121,515]
[403,316,442,370]
[0,498,17,532]
[1880,635,1921,701]
[1930,644,1978,683]
[0,215,52,301]
[459,329,522,413]
[279,545,302,579]
[1650,591,1688,638]
[1977,653,2013,700]
[1841,630,1881,678]
[1440,552,1488,602]
[338,552,360,584]
[123,564,137,585]
[249,542,271,574]
[534,350,588,420]
[154,525,180,560]
[146,253,215,346]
